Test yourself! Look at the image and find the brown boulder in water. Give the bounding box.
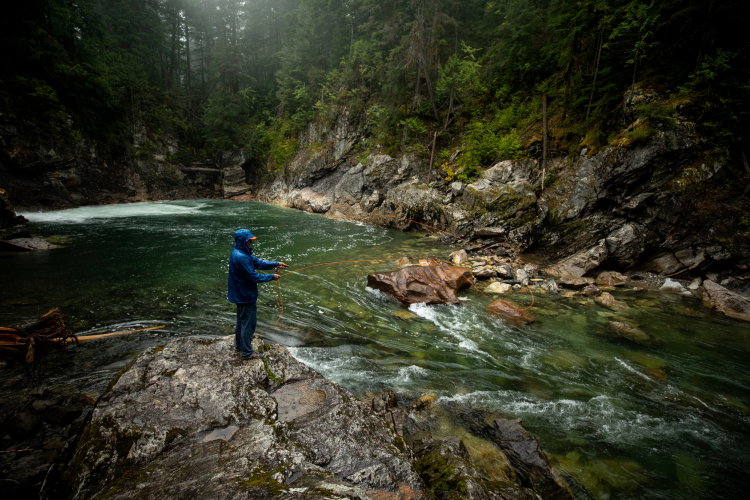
[702,280,750,322]
[366,264,472,307]
[487,299,538,325]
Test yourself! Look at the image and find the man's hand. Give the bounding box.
[278,262,289,269]
[273,274,281,280]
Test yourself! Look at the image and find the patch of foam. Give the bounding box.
[394,365,429,384]
[615,357,652,381]
[21,201,206,223]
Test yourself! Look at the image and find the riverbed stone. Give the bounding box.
[558,277,589,290]
[595,271,627,287]
[414,436,538,500]
[541,279,560,294]
[660,278,685,292]
[486,282,513,294]
[0,238,60,251]
[594,292,619,309]
[487,299,537,325]
[702,280,750,322]
[582,284,602,297]
[601,321,660,347]
[367,264,472,307]
[450,249,468,265]
[59,337,428,500]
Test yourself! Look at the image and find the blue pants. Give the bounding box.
[235,302,257,357]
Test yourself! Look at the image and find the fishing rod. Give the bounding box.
[271,214,534,322]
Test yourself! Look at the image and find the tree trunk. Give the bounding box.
[185,12,192,112]
[586,30,604,120]
[629,49,639,105]
[428,132,437,184]
[200,34,206,96]
[409,60,422,116]
[168,9,178,91]
[417,0,439,120]
[349,10,355,59]
[542,94,548,192]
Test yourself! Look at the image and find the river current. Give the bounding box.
[2,200,749,499]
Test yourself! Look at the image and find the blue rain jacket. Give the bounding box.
[228,229,279,304]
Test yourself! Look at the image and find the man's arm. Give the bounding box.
[240,257,275,283]
[252,255,279,271]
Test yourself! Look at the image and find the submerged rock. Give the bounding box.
[59,337,427,499]
[702,280,750,322]
[414,436,538,500]
[594,292,620,309]
[601,321,661,347]
[0,237,60,251]
[486,419,573,500]
[487,299,538,325]
[367,264,472,307]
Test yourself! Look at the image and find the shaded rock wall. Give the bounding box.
[0,131,224,211]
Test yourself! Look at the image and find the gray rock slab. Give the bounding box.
[201,425,239,443]
[59,336,428,500]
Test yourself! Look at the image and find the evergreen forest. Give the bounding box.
[3,0,749,182]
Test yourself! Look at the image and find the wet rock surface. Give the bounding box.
[601,321,661,347]
[702,280,750,322]
[0,237,60,251]
[486,419,572,500]
[367,265,473,307]
[57,336,427,500]
[21,337,569,500]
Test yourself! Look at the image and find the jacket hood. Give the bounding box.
[233,229,255,256]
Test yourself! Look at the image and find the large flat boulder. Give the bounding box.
[486,419,572,500]
[702,280,750,322]
[367,264,472,307]
[59,337,427,500]
[547,239,608,278]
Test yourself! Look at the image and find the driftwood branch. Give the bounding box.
[0,309,76,370]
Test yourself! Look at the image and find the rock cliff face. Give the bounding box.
[52,336,555,500]
[0,131,230,211]
[252,112,750,294]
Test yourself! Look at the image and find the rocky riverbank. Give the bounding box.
[5,335,568,500]
[249,110,750,308]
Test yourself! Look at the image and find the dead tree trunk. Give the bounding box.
[542,94,548,191]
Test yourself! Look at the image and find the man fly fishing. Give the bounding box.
[228,229,288,360]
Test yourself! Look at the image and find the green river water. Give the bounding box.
[2,200,749,499]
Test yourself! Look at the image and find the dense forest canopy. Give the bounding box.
[2,0,748,180]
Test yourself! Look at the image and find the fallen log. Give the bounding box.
[0,309,76,369]
[69,325,165,342]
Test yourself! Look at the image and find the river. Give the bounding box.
[2,200,749,500]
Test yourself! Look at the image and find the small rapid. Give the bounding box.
[3,200,750,500]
